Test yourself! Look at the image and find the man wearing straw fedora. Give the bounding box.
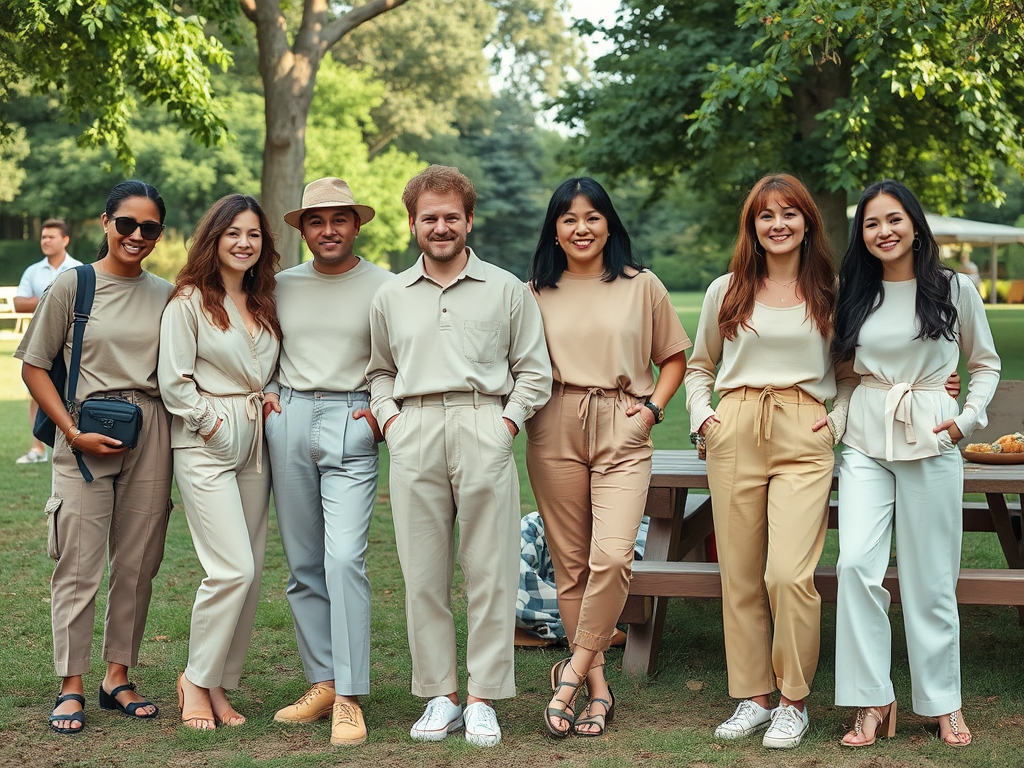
[263,177,394,746]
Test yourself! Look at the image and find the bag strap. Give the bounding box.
[67,265,96,482]
[65,265,96,409]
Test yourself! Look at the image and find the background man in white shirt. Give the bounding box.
[14,219,82,464]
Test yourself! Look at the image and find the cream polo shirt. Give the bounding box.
[268,258,395,395]
[843,273,1000,462]
[15,267,172,400]
[158,287,280,448]
[366,249,552,430]
[530,269,691,394]
[685,273,857,442]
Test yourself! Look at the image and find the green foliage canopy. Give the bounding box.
[0,0,232,169]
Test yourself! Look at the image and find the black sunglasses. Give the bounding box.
[112,216,164,241]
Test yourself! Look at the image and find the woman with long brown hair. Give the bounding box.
[158,194,282,729]
[685,174,855,748]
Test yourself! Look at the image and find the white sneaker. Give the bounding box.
[409,696,464,741]
[762,703,809,748]
[16,449,47,465]
[463,701,501,747]
[714,699,773,739]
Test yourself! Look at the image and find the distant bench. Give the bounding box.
[0,286,33,334]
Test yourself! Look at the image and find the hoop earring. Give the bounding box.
[247,266,255,280]
[912,236,922,251]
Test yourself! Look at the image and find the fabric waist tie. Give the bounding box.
[719,385,820,446]
[860,375,948,461]
[200,390,265,473]
[558,383,628,459]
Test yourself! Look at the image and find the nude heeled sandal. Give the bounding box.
[841,699,897,747]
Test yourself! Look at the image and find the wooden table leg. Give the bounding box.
[985,492,1024,624]
[622,488,686,676]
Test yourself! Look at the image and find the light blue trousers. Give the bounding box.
[835,445,964,716]
[265,388,378,695]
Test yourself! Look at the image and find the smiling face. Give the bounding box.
[217,209,262,283]
[754,195,806,261]
[100,196,162,277]
[300,206,360,273]
[411,190,473,264]
[555,195,609,275]
[861,192,917,280]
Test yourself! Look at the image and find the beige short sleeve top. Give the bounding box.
[15,266,173,400]
[530,269,691,396]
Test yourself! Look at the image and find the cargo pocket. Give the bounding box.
[44,496,63,561]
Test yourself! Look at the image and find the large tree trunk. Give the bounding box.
[262,78,315,268]
[790,56,852,263]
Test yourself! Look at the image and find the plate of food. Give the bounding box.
[962,432,1024,464]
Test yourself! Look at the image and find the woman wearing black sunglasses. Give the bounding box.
[16,180,175,735]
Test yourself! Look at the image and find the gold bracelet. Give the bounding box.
[67,428,82,449]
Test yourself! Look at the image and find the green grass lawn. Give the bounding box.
[1,298,1023,767]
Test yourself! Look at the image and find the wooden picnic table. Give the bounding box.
[620,449,1024,676]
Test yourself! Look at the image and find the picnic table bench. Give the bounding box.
[620,450,1024,676]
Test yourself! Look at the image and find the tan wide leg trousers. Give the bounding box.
[526,386,654,665]
[704,386,833,701]
[387,393,521,700]
[49,392,173,677]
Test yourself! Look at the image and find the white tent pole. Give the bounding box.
[990,243,999,304]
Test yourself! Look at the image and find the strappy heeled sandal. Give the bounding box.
[939,709,972,747]
[544,659,585,739]
[176,673,215,731]
[841,700,897,747]
[574,686,615,737]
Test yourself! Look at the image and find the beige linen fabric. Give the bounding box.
[529,269,691,394]
[159,288,279,689]
[15,267,172,399]
[366,249,551,430]
[685,273,855,439]
[268,259,395,395]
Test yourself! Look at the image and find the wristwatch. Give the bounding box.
[644,401,665,424]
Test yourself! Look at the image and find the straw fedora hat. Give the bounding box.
[283,177,376,230]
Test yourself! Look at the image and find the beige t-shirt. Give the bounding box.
[367,249,552,429]
[843,274,1000,461]
[269,258,395,394]
[685,273,855,440]
[16,266,173,400]
[158,286,281,448]
[530,269,691,396]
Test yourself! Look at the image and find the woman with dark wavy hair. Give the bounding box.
[529,177,691,738]
[159,194,282,729]
[833,180,999,748]
[685,174,856,749]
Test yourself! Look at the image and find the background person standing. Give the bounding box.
[14,219,82,464]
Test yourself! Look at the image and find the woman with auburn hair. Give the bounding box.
[684,173,856,749]
[158,194,282,729]
[529,177,691,738]
[832,180,999,748]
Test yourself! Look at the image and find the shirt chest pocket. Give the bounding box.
[463,320,501,365]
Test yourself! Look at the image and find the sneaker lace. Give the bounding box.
[469,704,497,731]
[770,706,802,736]
[422,699,452,727]
[728,700,759,725]
[334,703,359,726]
[297,686,326,707]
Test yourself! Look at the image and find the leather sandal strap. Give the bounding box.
[106,683,137,699]
[55,693,86,707]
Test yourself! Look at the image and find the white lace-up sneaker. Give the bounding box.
[762,703,809,748]
[463,701,501,747]
[409,696,464,741]
[714,699,773,739]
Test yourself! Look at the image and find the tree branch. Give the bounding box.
[238,0,257,23]
[321,0,414,52]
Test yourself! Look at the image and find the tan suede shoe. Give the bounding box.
[331,701,367,746]
[273,684,335,724]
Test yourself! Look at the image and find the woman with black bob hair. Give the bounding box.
[527,177,691,738]
[17,180,175,734]
[832,180,1000,748]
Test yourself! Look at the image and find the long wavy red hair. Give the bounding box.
[170,194,282,338]
[718,174,836,340]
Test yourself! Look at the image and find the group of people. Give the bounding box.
[17,165,999,751]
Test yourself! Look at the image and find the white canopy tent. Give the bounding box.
[927,213,1024,304]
